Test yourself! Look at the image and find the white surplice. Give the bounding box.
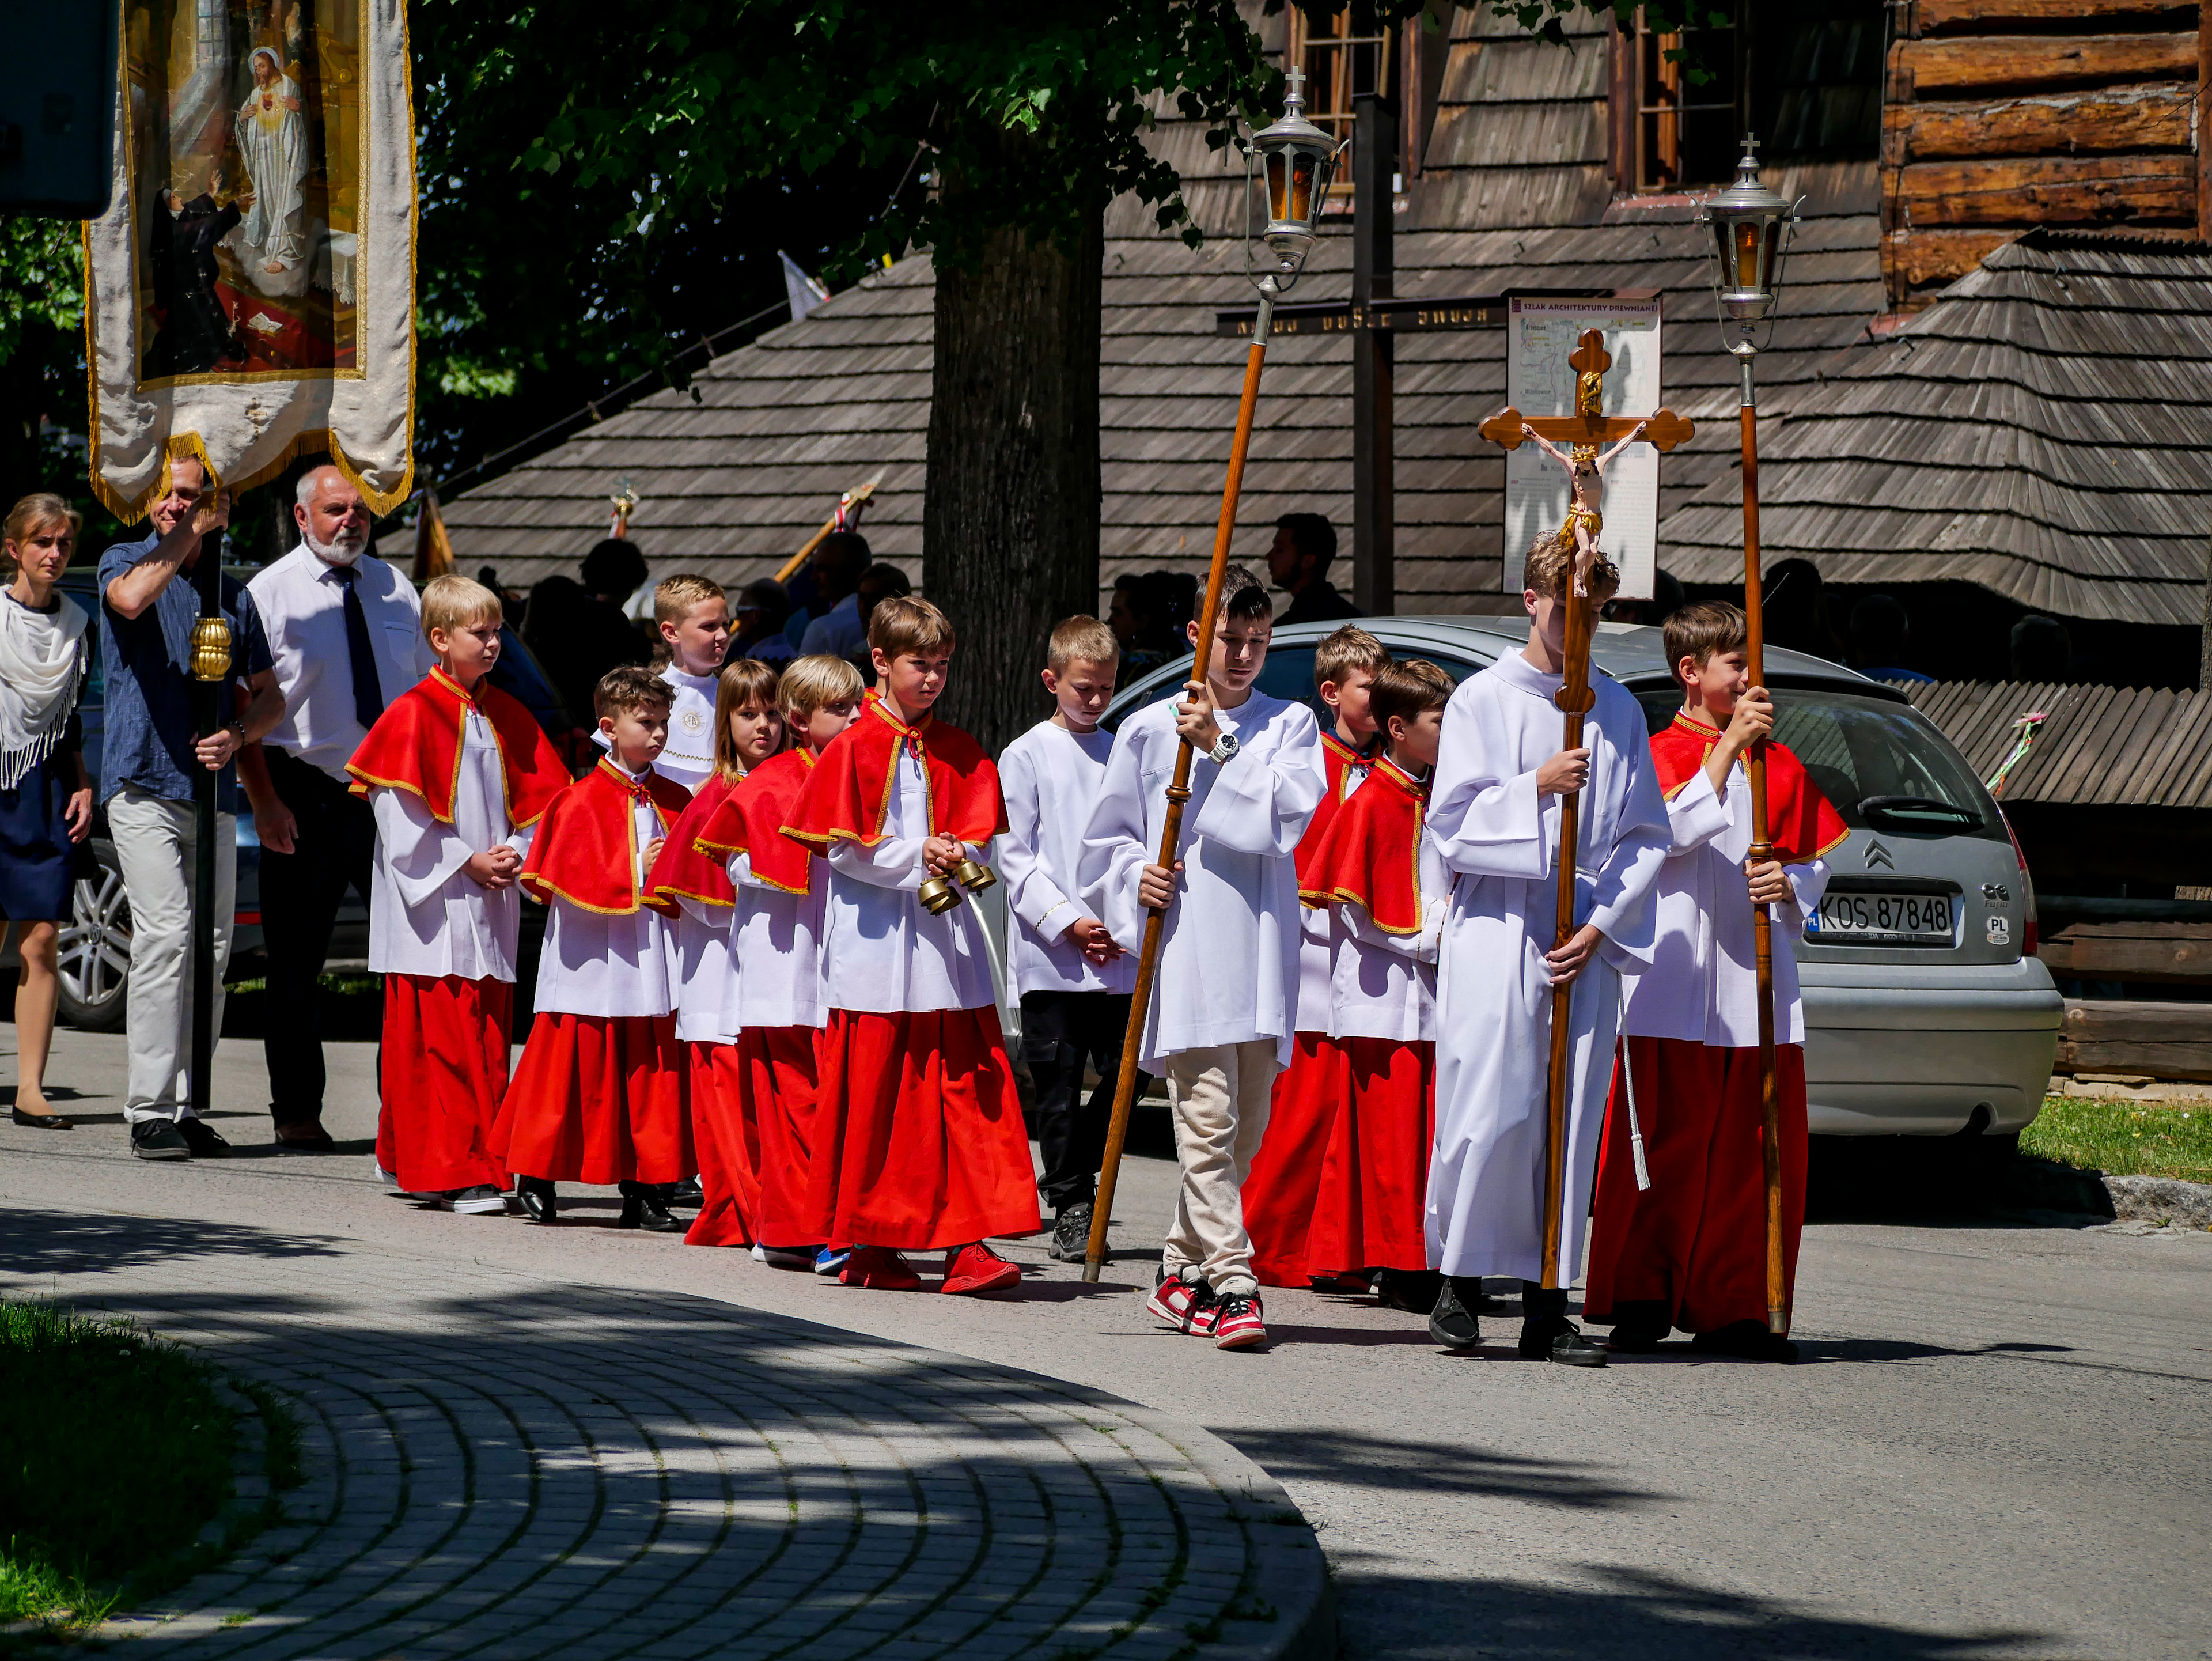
[719,853,830,1038]
[365,706,534,982]
[1619,761,1830,1047]
[1425,651,1670,1282]
[1325,811,1446,1046]
[671,898,733,1044]
[654,667,719,793]
[532,770,679,1019]
[821,746,998,1015]
[998,719,1135,998]
[1079,690,1325,1069]
[1296,749,1370,1032]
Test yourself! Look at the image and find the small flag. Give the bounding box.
[779,251,831,322]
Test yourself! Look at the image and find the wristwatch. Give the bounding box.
[1207,731,1241,766]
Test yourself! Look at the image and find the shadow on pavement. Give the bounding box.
[1331,1560,2045,1660]
[1218,1427,1662,1512]
[0,1208,351,1278]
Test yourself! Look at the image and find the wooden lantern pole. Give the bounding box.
[1479,331,1692,1288]
[1083,279,1282,1284]
[1737,353,1787,1335]
[773,476,882,587]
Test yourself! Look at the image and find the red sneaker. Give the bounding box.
[941,1242,1022,1295]
[1146,1270,1205,1331]
[839,1246,921,1291]
[1211,1292,1268,1350]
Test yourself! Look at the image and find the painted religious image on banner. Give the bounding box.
[126,0,363,384]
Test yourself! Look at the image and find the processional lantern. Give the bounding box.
[1692,135,1802,360]
[1082,69,1342,1284]
[1245,67,1343,293]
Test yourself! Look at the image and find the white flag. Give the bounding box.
[85,0,416,520]
[779,250,831,323]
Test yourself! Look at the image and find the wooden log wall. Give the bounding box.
[1881,0,2209,310]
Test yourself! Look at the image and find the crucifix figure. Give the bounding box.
[1480,330,1693,597]
[1476,327,1693,1291]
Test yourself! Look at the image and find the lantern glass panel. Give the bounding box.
[1290,152,1315,224]
[1266,151,1288,222]
[1734,220,1760,289]
[1764,220,1783,290]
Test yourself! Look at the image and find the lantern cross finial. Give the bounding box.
[1283,65,1306,113]
[1743,132,1759,159]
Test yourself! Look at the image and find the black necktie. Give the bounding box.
[334,565,385,732]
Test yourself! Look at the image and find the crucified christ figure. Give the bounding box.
[1520,418,1649,597]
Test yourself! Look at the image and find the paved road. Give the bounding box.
[6,1027,2210,1659]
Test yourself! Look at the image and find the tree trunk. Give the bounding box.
[925,135,1103,755]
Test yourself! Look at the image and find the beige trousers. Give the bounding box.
[1160,1039,1281,1299]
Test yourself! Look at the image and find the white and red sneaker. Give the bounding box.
[1146,1269,1209,1331]
[940,1242,1022,1295]
[1211,1292,1268,1350]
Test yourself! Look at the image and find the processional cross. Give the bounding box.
[1477,328,1692,1292]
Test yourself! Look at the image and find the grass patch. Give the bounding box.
[0,1301,237,1633]
[2023,1096,2212,1183]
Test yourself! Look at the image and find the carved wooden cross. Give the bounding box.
[1480,328,1693,460]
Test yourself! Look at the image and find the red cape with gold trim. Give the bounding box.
[643,771,739,915]
[346,667,569,830]
[521,758,692,917]
[1299,755,1428,934]
[1293,732,1373,891]
[784,692,1005,852]
[1650,712,1849,865]
[695,747,819,895]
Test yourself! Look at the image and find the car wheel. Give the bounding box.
[56,840,132,1032]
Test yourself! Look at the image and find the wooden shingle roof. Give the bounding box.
[1663,229,2212,627]
[1899,678,2212,809]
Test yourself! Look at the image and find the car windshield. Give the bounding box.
[1106,641,1486,733]
[1633,686,1996,838]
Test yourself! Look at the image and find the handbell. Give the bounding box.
[918,875,964,915]
[950,857,997,894]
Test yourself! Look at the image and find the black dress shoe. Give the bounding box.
[273,1120,336,1154]
[1605,1300,1671,1353]
[131,1120,192,1160]
[516,1176,558,1224]
[12,1106,74,1130]
[175,1118,231,1157]
[617,1181,683,1233]
[666,1176,703,1207]
[1691,1321,1799,1364]
[1518,1282,1605,1365]
[1376,1268,1443,1314]
[1427,1278,1482,1349]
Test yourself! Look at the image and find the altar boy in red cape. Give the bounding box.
[492,667,696,1231]
[1246,658,1454,1304]
[349,576,569,1212]
[783,598,1040,1293]
[1586,601,1847,1363]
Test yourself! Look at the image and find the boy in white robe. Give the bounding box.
[1080,563,1325,1352]
[349,577,569,1213]
[999,616,1139,1263]
[648,573,732,793]
[1425,535,1669,1363]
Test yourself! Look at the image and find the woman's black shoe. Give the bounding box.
[516,1177,558,1224]
[666,1176,703,1207]
[617,1181,683,1232]
[12,1106,73,1130]
[1690,1321,1799,1364]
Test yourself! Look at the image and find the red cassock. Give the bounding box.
[349,669,569,1195]
[1247,758,1435,1285]
[1584,727,1846,1335]
[784,697,1039,1250]
[688,750,828,1247]
[492,760,695,1186]
[647,774,744,1227]
[1291,731,1371,894]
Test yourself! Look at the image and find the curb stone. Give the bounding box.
[2103,1174,2212,1230]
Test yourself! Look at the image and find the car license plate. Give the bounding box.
[1806,890,1954,944]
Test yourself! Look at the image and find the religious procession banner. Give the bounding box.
[84,0,415,521]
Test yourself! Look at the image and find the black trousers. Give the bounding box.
[259,749,377,1127]
[1021,989,1146,1213]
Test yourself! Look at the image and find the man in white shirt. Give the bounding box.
[244,463,431,1150]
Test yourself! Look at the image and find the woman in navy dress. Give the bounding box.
[2,494,94,1129]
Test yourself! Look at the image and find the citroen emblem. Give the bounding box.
[1865,840,1894,871]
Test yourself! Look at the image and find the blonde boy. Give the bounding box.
[348,576,568,1212]
[998,616,1141,1262]
[652,573,732,792]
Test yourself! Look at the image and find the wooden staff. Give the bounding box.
[773,476,881,586]
[1536,580,1597,1288]
[1738,366,1787,1335]
[1084,283,1281,1284]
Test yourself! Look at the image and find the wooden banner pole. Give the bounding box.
[1537,584,1596,1288]
[1084,282,1279,1284]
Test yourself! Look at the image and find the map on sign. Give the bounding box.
[1503,297,1665,601]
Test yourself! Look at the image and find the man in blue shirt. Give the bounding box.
[97,455,283,1160]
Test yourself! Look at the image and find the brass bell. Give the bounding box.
[950,857,997,894]
[918,875,964,915]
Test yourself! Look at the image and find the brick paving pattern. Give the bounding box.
[5,1214,1324,1660]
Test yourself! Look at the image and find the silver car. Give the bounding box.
[1104,614,2062,1141]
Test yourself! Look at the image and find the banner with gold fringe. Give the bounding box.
[84,0,415,521]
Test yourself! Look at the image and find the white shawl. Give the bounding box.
[0,589,88,790]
